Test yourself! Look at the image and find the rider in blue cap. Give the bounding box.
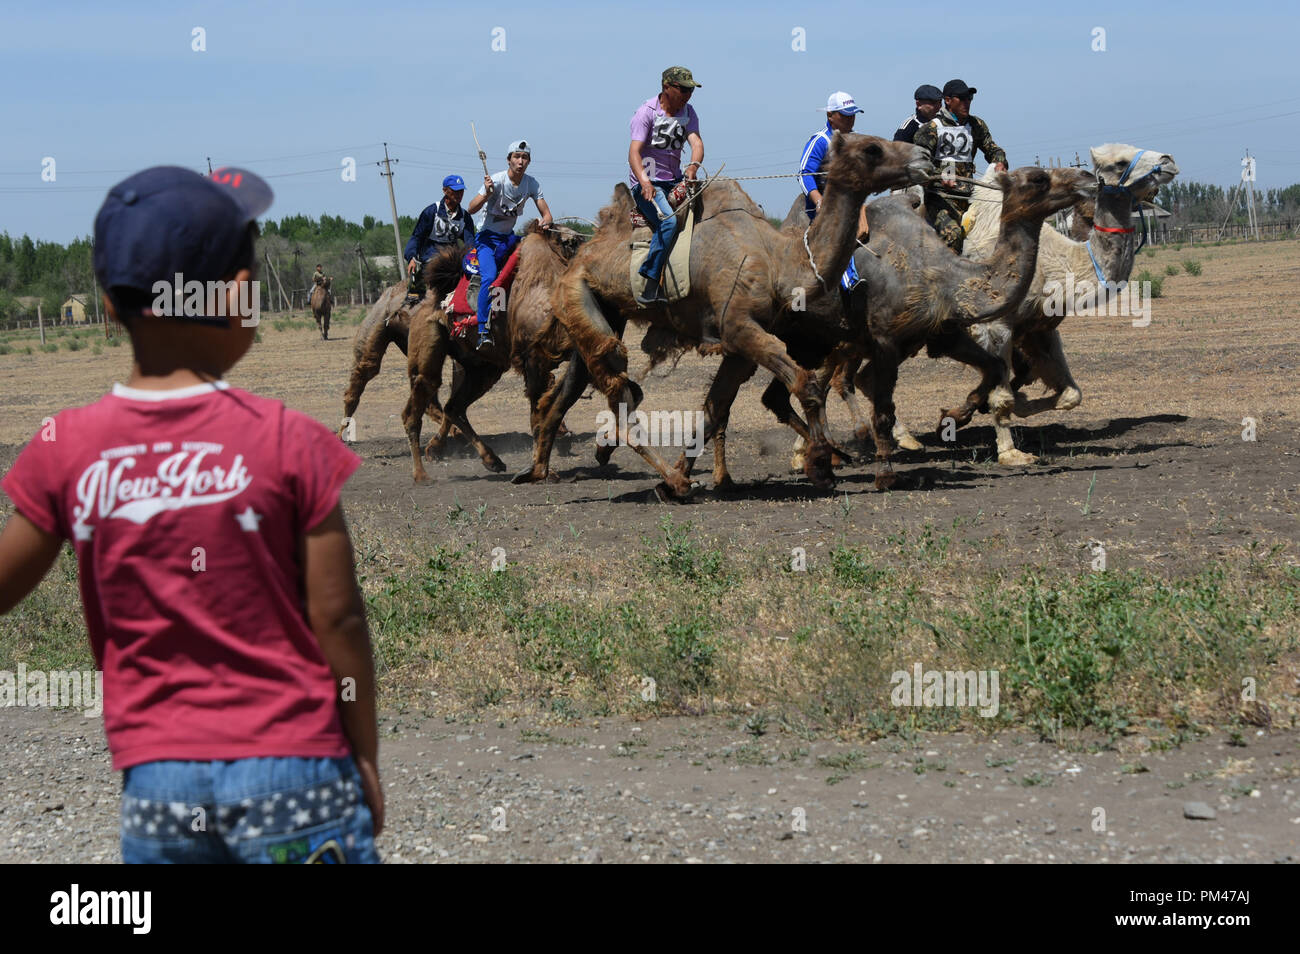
[404,174,477,307]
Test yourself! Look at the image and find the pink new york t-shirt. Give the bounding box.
[1,381,360,770]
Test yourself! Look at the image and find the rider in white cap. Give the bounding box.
[797,92,870,246]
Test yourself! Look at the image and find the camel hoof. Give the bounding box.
[594,444,615,467]
[789,455,805,473]
[653,479,692,502]
[854,425,872,444]
[874,471,899,491]
[512,467,556,484]
[714,474,737,492]
[412,471,429,484]
[423,440,445,460]
[938,407,971,431]
[483,455,507,474]
[998,449,1036,467]
[804,450,836,491]
[892,426,923,452]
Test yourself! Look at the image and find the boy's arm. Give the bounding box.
[466,177,493,216]
[533,196,553,229]
[302,502,383,834]
[0,511,62,614]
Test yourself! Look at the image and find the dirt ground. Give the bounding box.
[1,237,1297,862]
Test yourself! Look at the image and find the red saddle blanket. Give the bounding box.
[447,247,521,318]
[630,181,692,228]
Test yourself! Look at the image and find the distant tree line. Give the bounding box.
[1157,181,1300,227]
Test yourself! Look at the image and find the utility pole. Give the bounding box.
[356,245,367,306]
[264,253,289,311]
[37,302,45,346]
[377,143,406,281]
[206,157,213,176]
[1242,149,1260,240]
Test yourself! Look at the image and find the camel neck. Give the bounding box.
[805,184,864,292]
[1088,187,1138,283]
[972,212,1046,322]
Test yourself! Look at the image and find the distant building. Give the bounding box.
[61,294,91,323]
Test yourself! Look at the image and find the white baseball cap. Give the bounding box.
[507,140,531,157]
[826,91,863,115]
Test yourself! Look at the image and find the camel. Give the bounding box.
[310,276,332,340]
[919,143,1180,464]
[513,133,934,498]
[751,165,1098,488]
[402,223,585,482]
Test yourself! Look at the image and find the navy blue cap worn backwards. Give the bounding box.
[93,166,273,311]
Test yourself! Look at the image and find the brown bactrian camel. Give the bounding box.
[513,133,934,498]
[310,275,332,341]
[402,223,585,482]
[727,166,1097,489]
[920,143,1180,465]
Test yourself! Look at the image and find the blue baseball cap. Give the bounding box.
[93,165,273,311]
[443,174,465,191]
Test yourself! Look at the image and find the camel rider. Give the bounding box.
[893,85,942,144]
[404,175,477,307]
[913,79,1007,254]
[466,141,552,348]
[799,92,870,241]
[311,264,333,306]
[629,66,704,305]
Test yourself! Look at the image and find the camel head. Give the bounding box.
[1000,166,1096,225]
[1090,144,1179,203]
[543,223,588,261]
[320,276,332,290]
[826,132,935,195]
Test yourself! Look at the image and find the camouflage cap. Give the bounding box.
[662,66,701,88]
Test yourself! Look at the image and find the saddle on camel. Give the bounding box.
[444,244,522,342]
[628,180,694,305]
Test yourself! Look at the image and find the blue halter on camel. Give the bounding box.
[1084,149,1165,283]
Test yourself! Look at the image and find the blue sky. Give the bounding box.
[3,0,1298,242]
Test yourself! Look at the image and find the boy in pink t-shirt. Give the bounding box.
[0,166,382,863]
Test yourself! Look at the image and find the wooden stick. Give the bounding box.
[471,122,491,189]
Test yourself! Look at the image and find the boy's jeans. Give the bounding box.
[475,230,520,335]
[121,756,379,863]
[632,179,684,283]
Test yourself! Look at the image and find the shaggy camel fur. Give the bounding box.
[310,276,332,341]
[936,143,1179,464]
[763,166,1097,488]
[402,223,584,482]
[338,284,423,438]
[514,133,933,498]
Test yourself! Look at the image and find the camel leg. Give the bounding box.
[442,364,508,473]
[339,318,426,437]
[1011,329,1083,418]
[403,327,448,484]
[855,347,903,490]
[929,325,1008,430]
[723,321,835,490]
[830,355,873,443]
[983,334,1034,467]
[513,350,594,484]
[672,354,757,490]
